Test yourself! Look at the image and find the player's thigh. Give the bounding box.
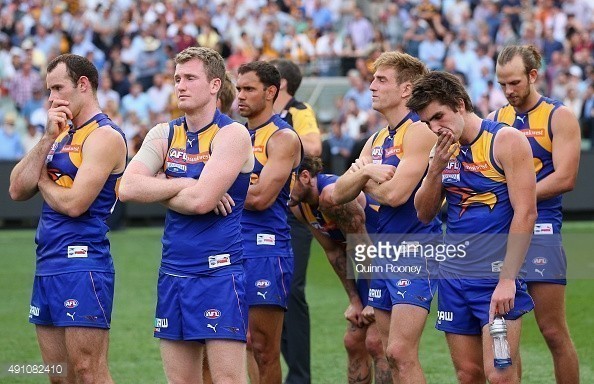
[248,306,284,349]
[206,339,247,383]
[160,339,204,384]
[65,327,110,364]
[36,325,67,364]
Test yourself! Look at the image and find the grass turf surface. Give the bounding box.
[0,223,592,383]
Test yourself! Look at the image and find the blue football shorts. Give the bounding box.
[29,271,114,329]
[154,271,248,342]
[244,256,293,309]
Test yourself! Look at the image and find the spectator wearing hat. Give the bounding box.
[0,112,24,160]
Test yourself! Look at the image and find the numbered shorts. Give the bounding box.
[436,271,534,335]
[244,256,293,309]
[154,271,248,342]
[30,271,114,328]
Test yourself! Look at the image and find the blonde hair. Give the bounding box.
[373,51,428,85]
[174,46,225,83]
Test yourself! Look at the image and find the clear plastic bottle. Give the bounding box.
[489,316,512,369]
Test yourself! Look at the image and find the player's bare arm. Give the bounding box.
[9,99,73,201]
[245,128,300,211]
[414,131,454,223]
[364,121,436,207]
[490,127,537,321]
[37,126,126,217]
[119,123,196,204]
[333,136,375,204]
[536,106,580,201]
[166,122,253,215]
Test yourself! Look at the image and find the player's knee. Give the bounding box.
[364,332,384,359]
[71,358,95,384]
[251,339,279,367]
[486,368,518,384]
[455,363,485,384]
[343,329,366,355]
[538,321,570,349]
[384,341,416,370]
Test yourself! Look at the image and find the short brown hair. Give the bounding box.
[174,46,225,83]
[373,51,428,85]
[497,45,542,74]
[47,54,99,92]
[407,71,474,113]
[298,155,324,177]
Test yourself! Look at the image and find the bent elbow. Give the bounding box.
[417,211,434,225]
[65,204,87,218]
[117,181,135,203]
[9,185,26,201]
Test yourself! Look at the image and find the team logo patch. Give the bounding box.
[204,309,221,319]
[532,257,548,265]
[208,254,231,268]
[257,234,276,246]
[396,279,411,287]
[255,279,271,288]
[64,299,78,309]
[442,159,461,183]
[371,146,383,164]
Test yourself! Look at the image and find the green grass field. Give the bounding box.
[0,223,592,383]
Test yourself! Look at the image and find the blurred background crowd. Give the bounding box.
[0,0,592,174]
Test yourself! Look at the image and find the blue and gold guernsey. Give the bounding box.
[36,113,125,276]
[297,173,379,242]
[494,96,563,242]
[242,114,299,258]
[370,111,441,234]
[442,120,512,276]
[161,110,250,276]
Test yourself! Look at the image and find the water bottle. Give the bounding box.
[489,316,512,369]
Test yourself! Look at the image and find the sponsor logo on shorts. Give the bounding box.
[491,260,503,273]
[255,279,271,288]
[67,245,88,258]
[208,254,231,269]
[64,299,78,309]
[396,290,406,298]
[66,312,75,321]
[154,317,168,332]
[397,279,411,287]
[29,305,40,318]
[437,311,454,323]
[207,323,218,332]
[368,289,382,299]
[204,309,221,319]
[224,326,241,334]
[257,234,276,246]
[532,257,548,265]
[534,268,545,277]
[257,291,268,300]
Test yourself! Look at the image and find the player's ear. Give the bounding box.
[528,68,538,84]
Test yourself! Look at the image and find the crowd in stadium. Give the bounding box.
[0,0,592,162]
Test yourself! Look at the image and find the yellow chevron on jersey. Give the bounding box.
[459,129,505,183]
[252,122,280,167]
[495,98,559,170]
[166,123,219,168]
[371,121,409,163]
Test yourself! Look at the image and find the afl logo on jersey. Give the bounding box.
[168,148,186,161]
[64,299,79,309]
[442,159,461,183]
[371,146,383,164]
[204,309,221,319]
[396,279,411,287]
[255,279,271,289]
